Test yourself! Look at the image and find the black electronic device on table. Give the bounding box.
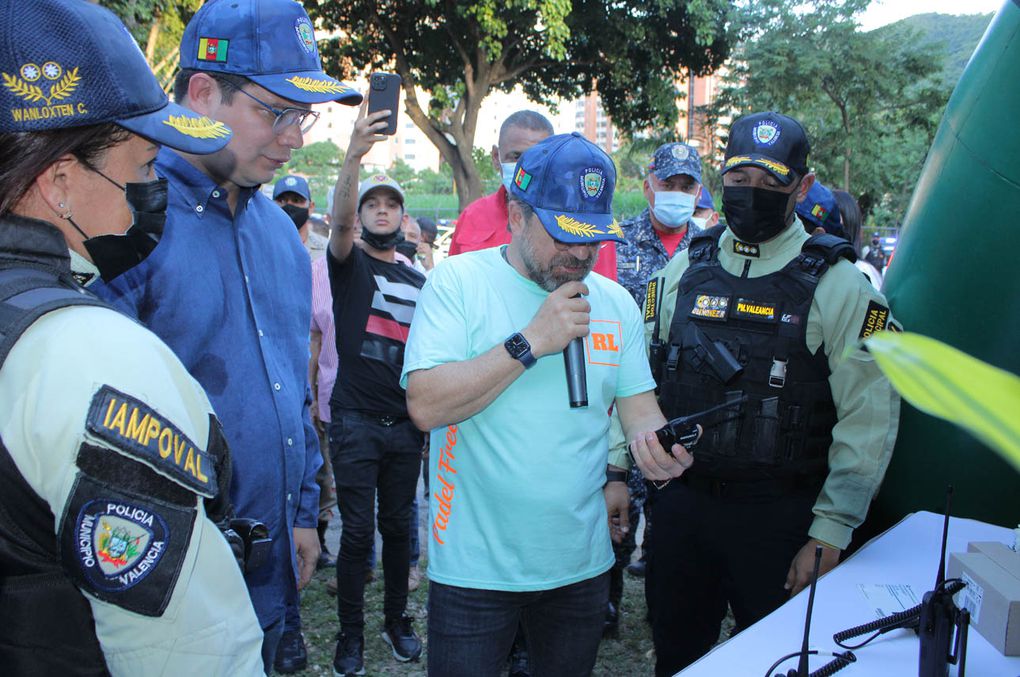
[832,486,971,676]
[763,545,857,677]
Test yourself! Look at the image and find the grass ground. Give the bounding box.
[295,560,660,676]
[293,493,734,676]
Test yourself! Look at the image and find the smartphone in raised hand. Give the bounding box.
[367,72,401,135]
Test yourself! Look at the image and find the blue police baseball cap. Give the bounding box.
[180,0,362,106]
[722,111,810,186]
[796,181,844,236]
[649,142,702,184]
[273,175,311,201]
[508,132,624,245]
[697,186,714,210]
[0,0,231,155]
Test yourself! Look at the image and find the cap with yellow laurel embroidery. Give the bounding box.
[508,132,624,245]
[0,0,232,155]
[180,0,362,106]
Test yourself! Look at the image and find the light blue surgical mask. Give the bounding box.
[501,162,517,191]
[651,190,697,229]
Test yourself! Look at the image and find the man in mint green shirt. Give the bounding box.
[401,133,691,676]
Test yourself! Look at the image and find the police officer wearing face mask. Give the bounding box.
[0,0,263,673]
[634,112,902,675]
[606,141,704,636]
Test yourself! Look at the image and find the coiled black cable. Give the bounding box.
[762,650,857,677]
[832,578,966,650]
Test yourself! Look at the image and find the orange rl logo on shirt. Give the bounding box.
[586,319,623,367]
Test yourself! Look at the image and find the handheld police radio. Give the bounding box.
[652,394,749,449]
[832,486,970,676]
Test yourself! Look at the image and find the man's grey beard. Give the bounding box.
[519,225,597,292]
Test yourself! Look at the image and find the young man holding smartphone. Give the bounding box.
[327,101,426,676]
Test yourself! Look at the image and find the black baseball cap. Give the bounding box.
[722,112,810,186]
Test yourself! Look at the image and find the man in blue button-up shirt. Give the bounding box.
[92,0,363,669]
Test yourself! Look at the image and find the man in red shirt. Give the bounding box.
[449,110,616,280]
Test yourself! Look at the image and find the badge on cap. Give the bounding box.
[286,177,297,186]
[197,37,229,63]
[671,145,690,161]
[4,62,81,116]
[753,120,781,146]
[295,18,316,55]
[580,167,606,200]
[514,167,532,191]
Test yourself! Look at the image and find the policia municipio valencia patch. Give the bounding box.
[60,472,195,616]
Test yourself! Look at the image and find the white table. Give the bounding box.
[678,511,1020,676]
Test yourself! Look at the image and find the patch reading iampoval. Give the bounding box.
[859,300,891,339]
[86,386,216,497]
[732,298,778,322]
[690,294,729,320]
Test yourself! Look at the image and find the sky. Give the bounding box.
[858,0,1007,30]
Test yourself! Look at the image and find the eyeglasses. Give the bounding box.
[229,84,320,134]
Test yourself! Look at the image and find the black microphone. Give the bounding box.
[564,336,587,408]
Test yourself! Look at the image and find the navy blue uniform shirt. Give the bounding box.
[93,148,321,629]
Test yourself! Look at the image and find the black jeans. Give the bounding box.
[427,573,609,677]
[329,410,422,634]
[646,479,816,676]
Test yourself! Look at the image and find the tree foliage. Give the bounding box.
[305,0,737,209]
[100,0,202,91]
[708,0,948,223]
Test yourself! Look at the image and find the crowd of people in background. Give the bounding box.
[2,1,906,677]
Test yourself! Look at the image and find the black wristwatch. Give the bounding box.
[606,469,628,484]
[504,332,537,369]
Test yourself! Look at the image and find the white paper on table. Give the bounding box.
[858,583,921,619]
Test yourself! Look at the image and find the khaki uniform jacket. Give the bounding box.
[610,220,900,549]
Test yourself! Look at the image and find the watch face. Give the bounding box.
[505,333,530,358]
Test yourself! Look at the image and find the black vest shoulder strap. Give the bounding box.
[687,224,727,265]
[802,233,857,265]
[0,265,107,371]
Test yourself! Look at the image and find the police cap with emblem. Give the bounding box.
[0,0,232,155]
[180,0,363,106]
[508,132,625,245]
[649,142,702,185]
[721,111,811,186]
[273,175,311,202]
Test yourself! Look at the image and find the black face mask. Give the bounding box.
[722,184,796,244]
[395,240,419,260]
[360,227,404,251]
[281,204,309,230]
[69,172,168,283]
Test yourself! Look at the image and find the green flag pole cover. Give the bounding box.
[871,0,1020,533]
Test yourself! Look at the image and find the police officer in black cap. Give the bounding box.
[0,1,262,673]
[634,112,901,674]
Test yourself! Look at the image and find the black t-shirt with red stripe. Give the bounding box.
[327,246,425,416]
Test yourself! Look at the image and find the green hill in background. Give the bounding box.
[875,12,994,87]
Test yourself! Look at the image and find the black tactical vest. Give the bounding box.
[0,234,111,675]
[658,226,855,481]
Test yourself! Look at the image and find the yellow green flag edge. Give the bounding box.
[863,331,1020,472]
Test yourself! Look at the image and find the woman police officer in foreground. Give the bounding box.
[0,1,263,674]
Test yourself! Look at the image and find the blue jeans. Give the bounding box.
[427,572,609,677]
[330,410,422,633]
